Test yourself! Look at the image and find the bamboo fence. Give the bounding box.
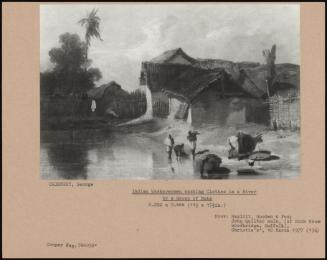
[267,94,300,130]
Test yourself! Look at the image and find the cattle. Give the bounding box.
[227,132,263,159]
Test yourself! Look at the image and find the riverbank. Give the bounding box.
[40,116,134,131]
[40,117,300,180]
[143,119,300,179]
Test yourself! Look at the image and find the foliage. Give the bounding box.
[78,8,103,59]
[41,33,102,96]
[49,33,87,72]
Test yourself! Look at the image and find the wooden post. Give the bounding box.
[263,44,276,96]
[221,72,226,98]
[265,79,270,97]
[277,97,280,128]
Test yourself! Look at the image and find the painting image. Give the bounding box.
[40,4,300,180]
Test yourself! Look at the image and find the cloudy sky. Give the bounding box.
[40,3,300,92]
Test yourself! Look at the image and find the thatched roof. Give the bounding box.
[87,81,126,99]
[158,66,252,103]
[195,59,299,98]
[196,59,260,71]
[272,63,300,91]
[240,63,300,96]
[150,48,197,64]
[161,68,223,102]
[143,48,300,102]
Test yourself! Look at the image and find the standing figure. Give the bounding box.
[187,130,200,160]
[227,135,239,159]
[164,134,175,160]
[91,99,96,113]
[174,144,185,161]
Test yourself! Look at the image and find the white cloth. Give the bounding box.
[164,137,173,146]
[166,146,172,152]
[227,136,239,151]
[91,100,96,112]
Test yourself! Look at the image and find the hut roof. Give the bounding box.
[150,48,197,64]
[161,68,221,102]
[87,81,125,99]
[144,48,300,102]
[240,63,300,96]
[193,59,267,99]
[272,63,300,88]
[195,58,261,70]
[159,67,252,103]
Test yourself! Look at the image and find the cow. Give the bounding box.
[227,132,263,159]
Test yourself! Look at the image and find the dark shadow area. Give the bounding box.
[237,168,261,175]
[201,167,231,179]
[47,143,89,179]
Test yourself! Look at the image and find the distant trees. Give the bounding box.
[41,8,104,97]
[40,10,105,125]
[49,33,87,72]
[41,33,102,97]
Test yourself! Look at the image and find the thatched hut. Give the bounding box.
[139,48,269,126]
[87,81,146,118]
[139,47,300,128]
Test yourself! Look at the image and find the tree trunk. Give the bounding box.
[263,44,276,96]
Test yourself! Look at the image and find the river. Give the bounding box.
[40,125,300,180]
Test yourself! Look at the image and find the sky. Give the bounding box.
[40,3,300,92]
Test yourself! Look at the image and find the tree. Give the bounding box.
[78,9,103,61]
[41,32,103,127]
[40,70,59,96]
[49,33,87,72]
[87,67,102,82]
[45,33,102,95]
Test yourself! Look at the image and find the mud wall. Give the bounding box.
[190,87,269,127]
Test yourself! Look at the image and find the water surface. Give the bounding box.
[41,129,299,180]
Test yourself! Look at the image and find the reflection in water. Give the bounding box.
[47,144,88,179]
[168,158,175,173]
[40,129,299,180]
[202,174,231,180]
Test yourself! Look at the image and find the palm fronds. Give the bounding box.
[78,8,103,46]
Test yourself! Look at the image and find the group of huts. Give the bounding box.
[41,45,300,130]
[138,46,300,129]
[41,80,147,121]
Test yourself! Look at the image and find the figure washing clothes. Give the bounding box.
[164,134,175,160]
[187,130,200,160]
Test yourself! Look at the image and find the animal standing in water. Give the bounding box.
[227,132,263,160]
[187,130,200,160]
[227,132,265,167]
[237,132,263,155]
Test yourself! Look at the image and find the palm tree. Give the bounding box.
[70,9,102,137]
[78,8,103,61]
